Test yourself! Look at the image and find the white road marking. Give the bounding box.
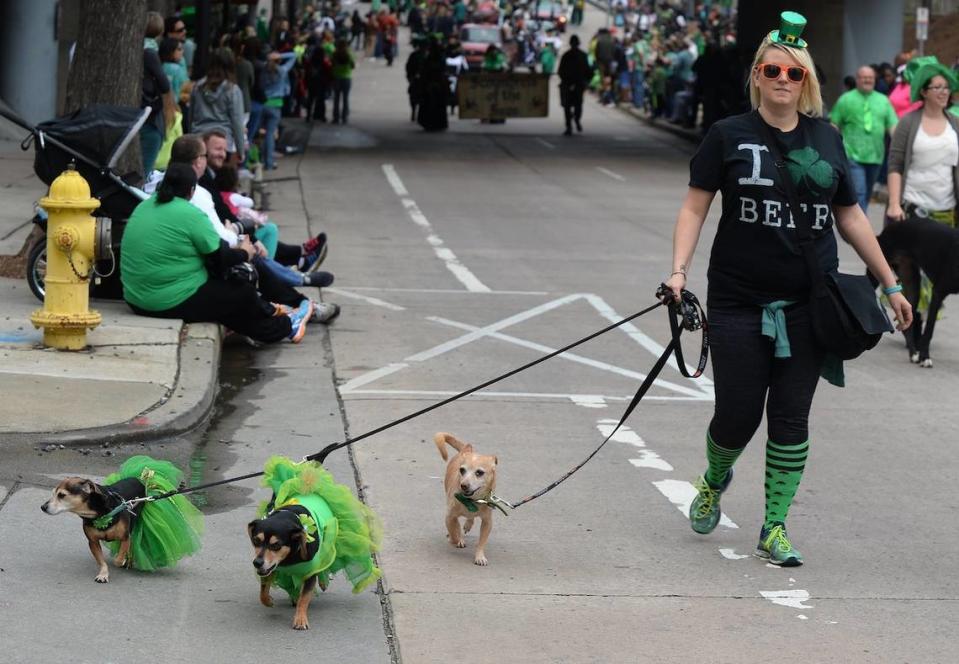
[651,479,739,529]
[401,198,431,228]
[408,293,581,361]
[324,288,406,311]
[597,166,626,182]
[339,363,408,392]
[383,165,491,293]
[382,163,409,196]
[431,316,709,399]
[760,590,813,610]
[797,615,808,620]
[597,420,674,470]
[343,389,708,401]
[570,395,607,408]
[536,138,556,149]
[719,548,750,560]
[338,292,716,401]
[343,286,550,295]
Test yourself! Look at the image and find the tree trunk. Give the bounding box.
[65,0,147,177]
[147,0,175,15]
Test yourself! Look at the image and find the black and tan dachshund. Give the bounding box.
[875,218,959,367]
[41,477,146,583]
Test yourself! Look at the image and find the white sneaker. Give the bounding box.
[311,301,341,324]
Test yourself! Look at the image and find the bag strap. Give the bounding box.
[751,112,825,286]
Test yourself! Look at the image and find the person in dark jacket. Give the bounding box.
[417,37,450,131]
[558,35,592,136]
[406,36,429,122]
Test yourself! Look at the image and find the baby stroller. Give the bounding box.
[0,104,150,301]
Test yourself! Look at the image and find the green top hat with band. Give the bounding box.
[908,57,959,102]
[769,11,808,49]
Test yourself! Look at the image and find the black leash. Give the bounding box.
[505,286,708,509]
[122,289,707,510]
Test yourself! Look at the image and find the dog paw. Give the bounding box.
[463,519,474,534]
[113,555,127,568]
[910,352,920,363]
[292,619,310,630]
[95,574,109,583]
[453,539,466,548]
[474,554,489,566]
[920,358,934,368]
[260,596,274,608]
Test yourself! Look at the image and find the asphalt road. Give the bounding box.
[2,9,958,664]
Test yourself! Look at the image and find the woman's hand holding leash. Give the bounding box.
[660,270,687,304]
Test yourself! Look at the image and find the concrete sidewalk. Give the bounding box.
[0,137,223,447]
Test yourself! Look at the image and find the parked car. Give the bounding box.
[531,1,568,32]
[471,0,501,24]
[460,23,503,68]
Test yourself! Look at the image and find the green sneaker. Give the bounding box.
[689,468,733,534]
[756,523,804,566]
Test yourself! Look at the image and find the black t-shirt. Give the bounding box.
[689,110,857,307]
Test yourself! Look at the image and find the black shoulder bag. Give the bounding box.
[755,114,893,360]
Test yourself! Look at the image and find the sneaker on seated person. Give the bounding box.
[299,233,328,273]
[288,299,314,343]
[311,301,341,324]
[302,270,334,288]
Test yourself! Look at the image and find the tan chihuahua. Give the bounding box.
[434,432,498,566]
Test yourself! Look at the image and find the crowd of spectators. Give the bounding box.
[129,8,346,347]
[587,1,742,134]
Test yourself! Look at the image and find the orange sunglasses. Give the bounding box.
[756,63,808,84]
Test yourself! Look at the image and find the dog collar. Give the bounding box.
[454,492,512,516]
[91,490,130,530]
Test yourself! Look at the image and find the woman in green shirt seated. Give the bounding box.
[121,163,313,344]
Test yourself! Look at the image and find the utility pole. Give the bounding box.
[916,0,930,57]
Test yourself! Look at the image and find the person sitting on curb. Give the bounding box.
[198,132,341,325]
[199,130,329,276]
[166,135,333,323]
[121,163,313,344]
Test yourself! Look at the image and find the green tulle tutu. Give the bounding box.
[102,456,204,572]
[257,456,382,600]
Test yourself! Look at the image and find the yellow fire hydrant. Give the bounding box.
[30,165,102,350]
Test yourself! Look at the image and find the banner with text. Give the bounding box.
[457,73,550,119]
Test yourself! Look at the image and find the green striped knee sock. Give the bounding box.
[705,431,744,488]
[764,439,809,528]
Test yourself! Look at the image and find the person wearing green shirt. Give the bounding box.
[829,65,898,211]
[121,163,311,344]
[482,44,507,72]
[331,40,355,124]
[540,42,556,75]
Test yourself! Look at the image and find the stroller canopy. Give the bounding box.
[36,105,150,173]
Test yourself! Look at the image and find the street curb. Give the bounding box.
[0,322,221,449]
[620,105,702,143]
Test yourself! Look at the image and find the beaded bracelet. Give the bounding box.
[882,284,903,296]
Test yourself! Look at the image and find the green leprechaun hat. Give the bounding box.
[769,11,808,49]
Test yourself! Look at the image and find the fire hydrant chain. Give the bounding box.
[63,248,92,281]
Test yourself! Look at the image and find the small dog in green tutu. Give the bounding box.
[248,456,382,630]
[41,455,204,583]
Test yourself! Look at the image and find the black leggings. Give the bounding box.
[707,302,825,448]
[130,279,292,344]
